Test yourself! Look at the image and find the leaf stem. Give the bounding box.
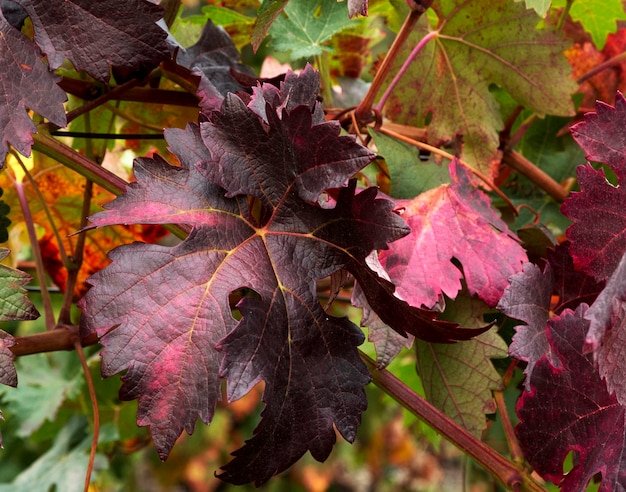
[72,335,99,492]
[375,31,438,114]
[32,132,127,196]
[576,51,626,85]
[316,52,334,107]
[502,151,568,202]
[12,159,56,330]
[361,352,546,492]
[375,125,518,212]
[354,9,424,123]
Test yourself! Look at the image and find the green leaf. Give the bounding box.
[0,417,105,492]
[519,0,551,17]
[415,296,507,436]
[0,248,38,321]
[370,128,450,199]
[0,353,83,437]
[383,0,577,180]
[554,0,626,50]
[269,0,355,59]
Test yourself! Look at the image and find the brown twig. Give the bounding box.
[360,352,546,492]
[375,125,518,213]
[354,9,424,123]
[73,335,99,492]
[502,151,568,202]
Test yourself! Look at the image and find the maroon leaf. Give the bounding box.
[563,93,626,281]
[80,69,481,484]
[379,160,527,309]
[548,241,605,314]
[516,304,626,492]
[584,252,626,407]
[0,9,66,164]
[176,20,252,96]
[0,330,16,388]
[497,262,558,390]
[15,0,169,83]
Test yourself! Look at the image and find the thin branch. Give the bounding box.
[375,31,438,113]
[10,325,98,356]
[12,158,55,330]
[73,336,99,492]
[502,151,568,202]
[360,352,546,492]
[65,78,142,125]
[495,390,524,463]
[576,51,626,85]
[32,132,127,196]
[51,131,165,140]
[375,125,518,212]
[354,9,424,123]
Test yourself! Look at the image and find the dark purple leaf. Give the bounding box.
[15,0,169,83]
[547,241,605,314]
[81,69,482,485]
[0,10,66,164]
[497,262,558,390]
[563,93,626,281]
[516,304,626,492]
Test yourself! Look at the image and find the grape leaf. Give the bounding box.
[0,9,67,165]
[520,0,551,17]
[563,93,626,281]
[369,128,450,199]
[176,20,253,96]
[352,253,414,369]
[383,0,576,179]
[379,159,527,310]
[554,0,626,50]
[0,353,83,437]
[80,68,482,484]
[416,296,507,437]
[269,0,355,59]
[0,248,38,322]
[14,0,169,83]
[584,252,626,406]
[0,417,103,492]
[516,304,626,492]
[548,241,605,314]
[497,261,558,391]
[251,0,289,52]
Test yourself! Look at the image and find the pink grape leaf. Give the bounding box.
[563,93,626,281]
[497,262,558,391]
[14,0,169,83]
[0,9,67,164]
[379,159,527,310]
[80,69,483,485]
[584,252,626,407]
[516,304,626,492]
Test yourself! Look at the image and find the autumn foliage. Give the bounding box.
[0,0,625,490]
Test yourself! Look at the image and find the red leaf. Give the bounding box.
[585,252,626,406]
[563,93,626,280]
[516,304,626,492]
[0,9,66,164]
[379,160,527,309]
[15,0,169,83]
